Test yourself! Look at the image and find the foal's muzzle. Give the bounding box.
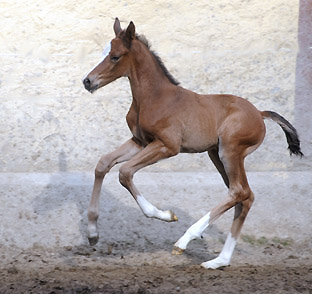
[83,77,94,93]
[83,77,100,93]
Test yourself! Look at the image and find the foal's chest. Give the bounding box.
[126,106,155,146]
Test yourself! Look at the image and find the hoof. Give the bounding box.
[200,258,230,269]
[172,246,185,255]
[88,235,99,246]
[169,210,178,222]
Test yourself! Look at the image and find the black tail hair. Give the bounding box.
[262,111,303,157]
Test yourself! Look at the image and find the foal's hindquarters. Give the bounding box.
[172,97,266,268]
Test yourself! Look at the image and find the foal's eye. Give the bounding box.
[110,56,120,63]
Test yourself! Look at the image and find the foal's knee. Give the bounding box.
[229,184,252,203]
[95,155,113,177]
[243,191,255,211]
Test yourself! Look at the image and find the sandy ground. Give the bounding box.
[1,171,311,293]
[1,239,312,293]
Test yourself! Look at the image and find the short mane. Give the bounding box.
[136,34,180,86]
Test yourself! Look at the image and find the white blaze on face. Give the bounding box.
[83,42,111,80]
[101,42,112,59]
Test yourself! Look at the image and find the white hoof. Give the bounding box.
[201,256,230,269]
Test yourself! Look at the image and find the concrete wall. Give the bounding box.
[0,0,310,173]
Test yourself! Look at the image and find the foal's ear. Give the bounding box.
[113,17,122,36]
[123,21,135,49]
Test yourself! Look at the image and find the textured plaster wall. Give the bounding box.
[0,0,310,173]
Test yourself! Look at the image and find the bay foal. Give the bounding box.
[83,18,303,269]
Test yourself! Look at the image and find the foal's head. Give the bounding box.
[83,18,135,93]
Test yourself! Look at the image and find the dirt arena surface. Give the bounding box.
[1,239,311,294]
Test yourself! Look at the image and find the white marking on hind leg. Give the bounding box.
[201,233,236,269]
[174,211,211,250]
[137,195,177,222]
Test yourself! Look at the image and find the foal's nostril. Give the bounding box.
[83,77,91,89]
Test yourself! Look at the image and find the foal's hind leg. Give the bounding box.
[201,192,254,269]
[208,147,229,188]
[88,138,143,245]
[173,151,254,269]
[200,150,254,269]
[202,147,250,268]
[172,148,229,255]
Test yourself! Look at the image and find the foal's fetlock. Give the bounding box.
[88,226,99,246]
[172,230,199,255]
[201,256,230,269]
[87,220,99,246]
[157,209,178,222]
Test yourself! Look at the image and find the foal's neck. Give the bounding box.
[128,41,174,104]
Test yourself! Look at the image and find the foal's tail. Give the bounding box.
[261,111,303,157]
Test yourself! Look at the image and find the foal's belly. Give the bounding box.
[180,133,218,153]
[179,114,219,153]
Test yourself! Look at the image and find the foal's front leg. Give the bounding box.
[88,138,143,245]
[119,140,178,222]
